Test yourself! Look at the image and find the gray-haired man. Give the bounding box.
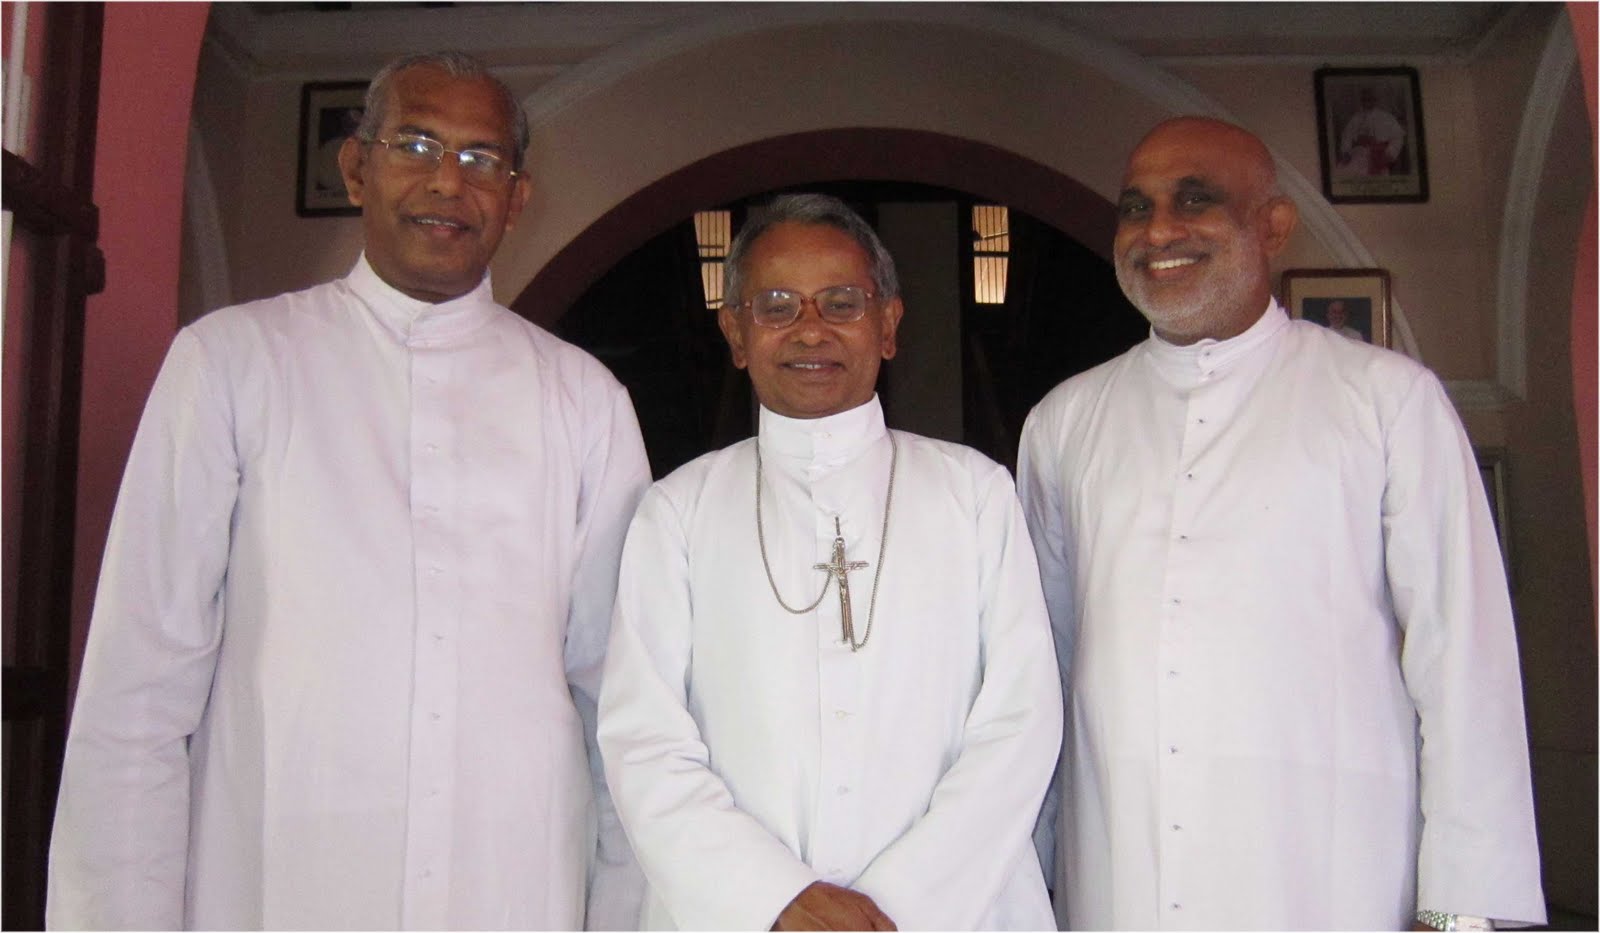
[49,51,649,929]
[599,194,1061,930]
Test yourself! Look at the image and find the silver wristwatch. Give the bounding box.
[1416,910,1493,931]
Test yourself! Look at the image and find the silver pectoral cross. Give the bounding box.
[814,517,869,645]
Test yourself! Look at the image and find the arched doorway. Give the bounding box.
[512,130,1146,476]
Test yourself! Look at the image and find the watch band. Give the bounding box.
[1417,910,1494,931]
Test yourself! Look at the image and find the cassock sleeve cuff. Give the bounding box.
[665,856,816,931]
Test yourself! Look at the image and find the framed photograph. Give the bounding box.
[296,81,368,217]
[1280,268,1391,348]
[1475,447,1512,586]
[1314,66,1428,203]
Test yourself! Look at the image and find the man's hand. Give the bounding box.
[772,881,896,931]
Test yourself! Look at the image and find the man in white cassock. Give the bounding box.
[598,194,1062,931]
[1338,87,1407,177]
[48,52,649,930]
[1017,117,1544,930]
[1322,298,1368,342]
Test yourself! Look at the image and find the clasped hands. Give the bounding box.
[772,881,896,931]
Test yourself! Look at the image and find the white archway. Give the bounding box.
[495,4,1421,353]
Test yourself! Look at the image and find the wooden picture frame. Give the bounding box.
[1314,66,1429,203]
[296,81,367,217]
[1280,268,1391,348]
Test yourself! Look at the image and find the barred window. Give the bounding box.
[694,210,732,310]
[972,204,1009,305]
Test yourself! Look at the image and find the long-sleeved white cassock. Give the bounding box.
[598,398,1062,931]
[48,255,651,930]
[1017,302,1543,930]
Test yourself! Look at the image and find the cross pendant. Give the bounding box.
[814,516,869,646]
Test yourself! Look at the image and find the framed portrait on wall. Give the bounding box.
[1314,66,1429,204]
[1280,267,1391,348]
[296,81,368,217]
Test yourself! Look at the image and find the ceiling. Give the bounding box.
[216,2,1520,74]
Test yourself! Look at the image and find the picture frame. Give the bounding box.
[1280,267,1391,348]
[1313,66,1429,203]
[1475,447,1512,587]
[296,81,368,217]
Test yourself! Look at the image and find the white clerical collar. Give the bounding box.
[1146,299,1289,387]
[758,395,888,465]
[342,253,498,344]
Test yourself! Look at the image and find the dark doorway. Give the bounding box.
[552,217,747,478]
[552,182,1145,477]
[962,207,1149,471]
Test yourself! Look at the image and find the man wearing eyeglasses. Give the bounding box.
[48,52,650,930]
[597,194,1061,930]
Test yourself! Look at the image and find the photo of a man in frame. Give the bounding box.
[1316,67,1428,203]
[313,105,364,200]
[1335,85,1410,178]
[1304,296,1374,343]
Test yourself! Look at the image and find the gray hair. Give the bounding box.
[355,51,530,171]
[724,193,900,305]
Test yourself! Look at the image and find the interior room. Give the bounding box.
[4,2,1594,927]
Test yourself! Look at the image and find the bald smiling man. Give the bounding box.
[1018,117,1544,931]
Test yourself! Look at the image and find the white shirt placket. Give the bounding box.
[402,336,459,927]
[811,468,867,886]
[1157,345,1229,924]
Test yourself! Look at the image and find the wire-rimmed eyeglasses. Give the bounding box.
[734,286,877,329]
[367,133,519,187]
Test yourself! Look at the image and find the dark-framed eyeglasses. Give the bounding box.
[368,133,518,187]
[736,286,877,329]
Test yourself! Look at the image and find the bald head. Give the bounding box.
[1129,117,1281,203]
[1113,116,1297,345]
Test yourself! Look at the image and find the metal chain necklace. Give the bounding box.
[754,432,897,652]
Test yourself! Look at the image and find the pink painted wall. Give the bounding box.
[1567,1,1597,597]
[69,2,211,697]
